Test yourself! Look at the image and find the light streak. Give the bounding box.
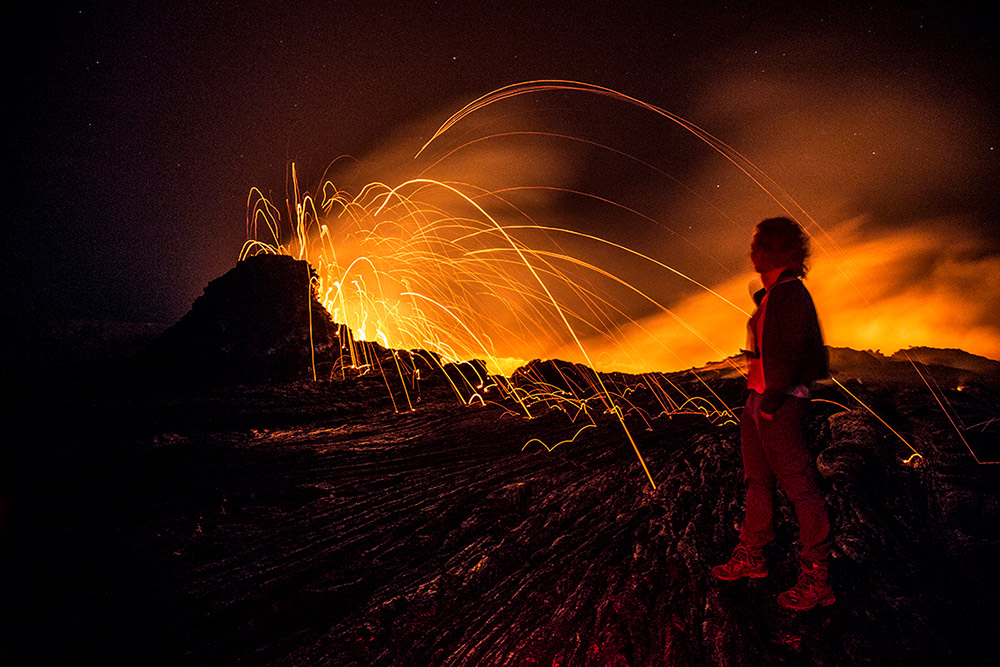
[899,352,997,465]
[811,398,852,412]
[522,424,597,452]
[831,377,923,465]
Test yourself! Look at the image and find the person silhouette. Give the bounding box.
[711,217,834,611]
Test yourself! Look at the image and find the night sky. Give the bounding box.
[10,2,999,367]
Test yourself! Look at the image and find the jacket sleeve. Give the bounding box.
[759,282,813,415]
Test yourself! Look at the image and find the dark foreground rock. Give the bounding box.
[2,364,998,666]
[142,254,343,385]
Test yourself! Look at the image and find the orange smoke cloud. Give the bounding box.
[808,217,1000,360]
[576,216,1000,374]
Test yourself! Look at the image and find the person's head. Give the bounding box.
[750,217,810,276]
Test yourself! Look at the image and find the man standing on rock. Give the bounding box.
[711,217,834,611]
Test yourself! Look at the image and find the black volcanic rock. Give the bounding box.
[144,254,343,385]
[827,347,890,379]
[12,381,985,666]
[5,329,1000,664]
[888,346,1000,377]
[829,346,1000,386]
[9,251,1000,664]
[511,358,606,396]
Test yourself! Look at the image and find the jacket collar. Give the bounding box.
[754,269,800,305]
[768,268,801,290]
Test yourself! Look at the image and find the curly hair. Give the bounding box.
[754,217,810,276]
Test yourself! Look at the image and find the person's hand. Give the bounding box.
[759,391,786,419]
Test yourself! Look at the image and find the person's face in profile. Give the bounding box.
[750,229,783,274]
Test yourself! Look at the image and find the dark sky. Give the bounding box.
[9,1,999,363]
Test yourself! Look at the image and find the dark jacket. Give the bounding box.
[751,270,829,414]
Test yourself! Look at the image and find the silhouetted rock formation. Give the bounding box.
[829,346,1000,385]
[512,358,606,396]
[144,254,341,385]
[889,346,1000,376]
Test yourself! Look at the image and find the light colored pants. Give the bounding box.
[739,391,831,563]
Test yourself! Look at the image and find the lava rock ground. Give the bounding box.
[3,360,998,666]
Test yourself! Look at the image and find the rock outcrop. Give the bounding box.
[144,254,342,384]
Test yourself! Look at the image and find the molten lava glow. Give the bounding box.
[581,217,1000,373]
[809,218,1000,361]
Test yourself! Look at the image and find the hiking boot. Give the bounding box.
[711,544,768,581]
[777,561,835,610]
